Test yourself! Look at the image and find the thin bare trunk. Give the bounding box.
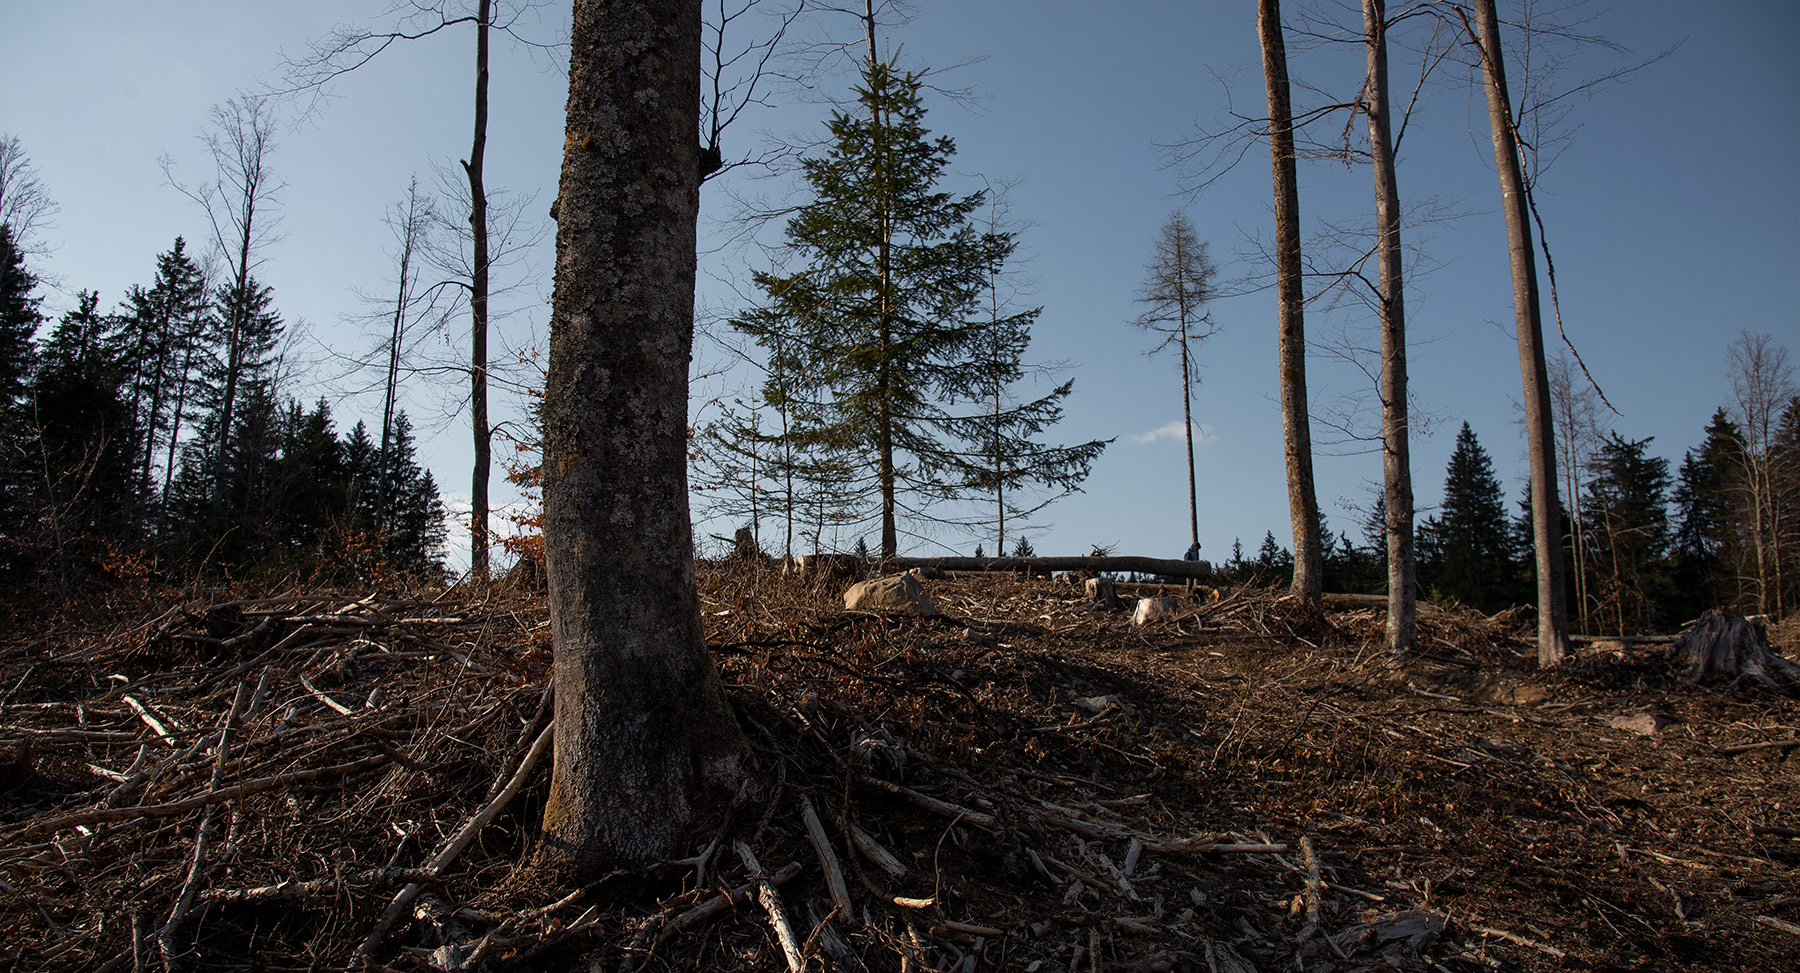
[466,0,493,580]
[1180,319,1198,551]
[864,2,897,558]
[1260,0,1322,603]
[1364,0,1416,657]
[1467,0,1572,665]
[379,182,423,523]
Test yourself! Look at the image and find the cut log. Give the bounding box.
[1669,610,1800,697]
[889,555,1210,580]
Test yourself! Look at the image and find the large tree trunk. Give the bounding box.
[1259,0,1323,605]
[465,0,493,580]
[540,0,747,875]
[1468,0,1573,667]
[1363,0,1417,658]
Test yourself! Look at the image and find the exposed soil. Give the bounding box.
[1,568,1796,972]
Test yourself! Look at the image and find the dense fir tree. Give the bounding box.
[26,292,140,580]
[737,62,1097,557]
[1254,530,1293,584]
[1420,423,1518,611]
[0,224,40,410]
[370,412,445,572]
[1671,408,1744,616]
[200,273,284,502]
[121,238,210,507]
[0,224,44,573]
[271,398,348,558]
[1583,434,1672,634]
[1773,396,1800,614]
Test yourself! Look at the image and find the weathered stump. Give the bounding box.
[1669,610,1800,697]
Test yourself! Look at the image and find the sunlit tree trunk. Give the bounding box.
[1259,0,1322,604]
[1467,0,1572,665]
[1363,0,1416,657]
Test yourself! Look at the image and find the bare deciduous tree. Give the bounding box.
[280,0,559,579]
[163,97,284,503]
[0,134,58,257]
[540,0,747,874]
[1459,0,1572,666]
[1547,352,1603,631]
[1725,331,1795,615]
[1258,0,1323,605]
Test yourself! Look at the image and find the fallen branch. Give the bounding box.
[888,555,1211,580]
[801,799,853,922]
[736,841,806,973]
[202,868,439,903]
[1717,738,1800,757]
[857,776,998,831]
[349,722,554,968]
[11,754,394,838]
[1471,923,1567,958]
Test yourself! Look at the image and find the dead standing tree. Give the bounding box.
[279,0,557,580]
[540,0,748,872]
[163,97,283,506]
[1134,211,1219,559]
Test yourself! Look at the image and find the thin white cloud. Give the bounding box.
[1130,419,1217,446]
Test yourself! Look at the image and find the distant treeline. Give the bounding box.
[1218,395,1800,635]
[0,228,445,589]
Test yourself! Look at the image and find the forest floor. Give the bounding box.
[1,566,1797,972]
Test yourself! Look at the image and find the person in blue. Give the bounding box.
[1183,542,1201,562]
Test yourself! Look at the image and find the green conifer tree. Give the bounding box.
[1584,434,1672,633]
[738,61,1098,557]
[1431,423,1518,611]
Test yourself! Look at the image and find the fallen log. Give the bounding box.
[887,555,1211,580]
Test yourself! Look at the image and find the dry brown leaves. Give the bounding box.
[1,567,1796,972]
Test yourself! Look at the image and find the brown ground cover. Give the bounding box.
[1,568,1795,971]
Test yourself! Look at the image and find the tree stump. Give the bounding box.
[1669,610,1800,697]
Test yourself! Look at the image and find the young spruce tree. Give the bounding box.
[1425,423,1516,612]
[740,62,1099,557]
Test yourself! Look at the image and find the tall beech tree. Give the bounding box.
[1257,0,1324,605]
[1461,0,1572,665]
[540,0,747,873]
[1363,0,1418,657]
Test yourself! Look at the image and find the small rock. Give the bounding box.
[1132,596,1180,626]
[1074,694,1122,715]
[1604,713,1668,736]
[844,573,937,615]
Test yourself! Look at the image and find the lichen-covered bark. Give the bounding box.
[540,0,746,875]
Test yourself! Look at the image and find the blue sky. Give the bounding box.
[3,1,1796,569]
